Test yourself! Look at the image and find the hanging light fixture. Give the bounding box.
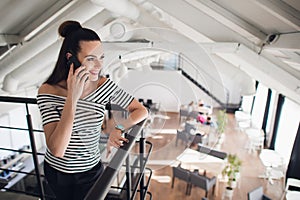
[117,55,128,78]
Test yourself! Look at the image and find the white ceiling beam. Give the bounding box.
[264,32,300,51]
[20,0,78,40]
[203,42,300,104]
[255,0,300,31]
[184,0,266,43]
[0,34,21,46]
[159,8,213,43]
[0,0,103,83]
[281,51,300,71]
[23,0,78,41]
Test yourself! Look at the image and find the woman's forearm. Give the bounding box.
[121,106,148,130]
[46,97,77,157]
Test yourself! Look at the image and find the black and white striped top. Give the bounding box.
[36,78,134,173]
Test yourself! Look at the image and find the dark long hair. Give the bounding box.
[45,21,101,84]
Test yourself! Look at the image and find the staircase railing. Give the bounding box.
[106,47,230,109]
[178,53,230,109]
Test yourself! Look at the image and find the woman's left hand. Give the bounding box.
[106,130,129,158]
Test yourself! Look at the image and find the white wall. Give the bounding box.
[117,70,199,112]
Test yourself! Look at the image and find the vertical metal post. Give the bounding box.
[25,104,45,200]
[125,154,131,199]
[139,129,145,200]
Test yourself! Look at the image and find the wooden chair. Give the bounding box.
[171,165,191,195]
[188,172,216,197]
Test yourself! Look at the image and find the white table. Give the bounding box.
[245,128,263,138]
[259,149,284,167]
[245,128,264,153]
[259,149,285,184]
[286,191,300,200]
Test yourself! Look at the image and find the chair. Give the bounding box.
[247,186,272,200]
[248,135,265,153]
[197,144,227,160]
[284,178,300,200]
[210,149,227,160]
[189,111,199,120]
[171,165,191,195]
[184,123,197,134]
[176,130,190,147]
[146,99,153,106]
[190,133,203,147]
[179,108,190,123]
[188,172,216,197]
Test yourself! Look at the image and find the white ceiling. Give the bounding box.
[0,0,299,103]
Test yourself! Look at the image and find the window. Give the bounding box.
[251,83,268,128]
[266,90,277,134]
[275,98,300,163]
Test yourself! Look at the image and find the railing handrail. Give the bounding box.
[85,120,146,200]
[0,96,37,104]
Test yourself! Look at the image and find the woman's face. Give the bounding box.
[78,41,104,82]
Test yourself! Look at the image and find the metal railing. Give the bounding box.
[0,96,45,199]
[85,120,153,200]
[0,96,153,200]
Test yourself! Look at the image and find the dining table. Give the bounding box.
[259,149,285,184]
[176,148,226,196]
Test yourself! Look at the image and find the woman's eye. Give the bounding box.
[86,57,95,62]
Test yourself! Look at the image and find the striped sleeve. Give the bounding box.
[36,95,61,126]
[110,83,134,109]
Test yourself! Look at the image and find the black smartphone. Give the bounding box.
[67,52,81,72]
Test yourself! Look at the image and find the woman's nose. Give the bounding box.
[94,60,102,69]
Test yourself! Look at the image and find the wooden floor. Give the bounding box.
[138,111,285,200]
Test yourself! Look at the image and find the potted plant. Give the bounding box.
[216,109,227,134]
[222,154,242,197]
[216,109,227,146]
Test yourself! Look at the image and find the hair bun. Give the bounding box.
[58,21,82,38]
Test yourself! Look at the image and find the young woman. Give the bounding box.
[36,20,148,200]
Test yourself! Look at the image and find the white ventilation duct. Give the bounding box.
[0,1,104,92]
[91,0,140,20]
[110,21,135,41]
[91,0,173,36]
[2,42,60,92]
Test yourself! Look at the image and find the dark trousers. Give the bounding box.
[44,161,104,200]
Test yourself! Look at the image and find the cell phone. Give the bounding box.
[67,52,81,72]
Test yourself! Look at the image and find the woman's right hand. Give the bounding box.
[67,64,89,102]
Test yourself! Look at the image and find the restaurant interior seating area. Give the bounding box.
[1,95,300,199]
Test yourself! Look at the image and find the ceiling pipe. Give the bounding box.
[92,0,203,55]
[91,0,140,20]
[0,0,102,85]
[1,1,105,92]
[2,42,60,92]
[91,0,175,37]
